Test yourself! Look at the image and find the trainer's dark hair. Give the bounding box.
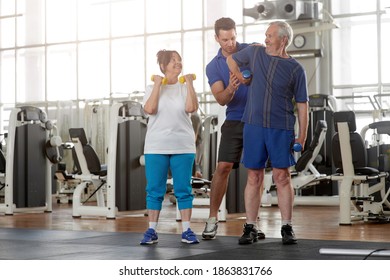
[156,50,181,74]
[214,17,236,36]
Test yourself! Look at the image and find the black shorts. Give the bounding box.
[217,120,244,169]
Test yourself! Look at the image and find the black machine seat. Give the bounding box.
[0,148,5,191]
[295,120,327,173]
[332,111,380,176]
[362,120,390,172]
[0,149,5,174]
[367,121,390,135]
[69,128,107,176]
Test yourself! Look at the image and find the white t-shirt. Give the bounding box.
[143,82,196,154]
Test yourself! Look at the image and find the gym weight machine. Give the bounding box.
[0,106,62,215]
[65,101,147,218]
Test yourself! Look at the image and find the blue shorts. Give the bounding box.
[242,124,296,169]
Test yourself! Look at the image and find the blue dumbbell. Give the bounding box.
[242,70,252,79]
[293,143,302,152]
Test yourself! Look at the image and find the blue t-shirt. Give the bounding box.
[206,42,250,121]
[232,46,308,130]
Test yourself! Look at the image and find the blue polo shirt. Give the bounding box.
[206,42,250,121]
[232,45,308,130]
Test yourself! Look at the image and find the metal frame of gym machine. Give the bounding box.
[70,102,122,218]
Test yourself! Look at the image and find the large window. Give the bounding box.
[0,0,245,107]
[47,44,77,101]
[46,0,77,43]
[78,41,110,99]
[332,15,378,86]
[331,0,390,117]
[16,47,45,103]
[0,0,389,121]
[111,0,145,37]
[17,0,45,46]
[0,50,15,104]
[111,37,145,94]
[381,1,390,84]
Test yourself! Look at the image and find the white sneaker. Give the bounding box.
[202,217,218,240]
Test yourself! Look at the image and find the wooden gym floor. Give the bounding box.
[0,195,389,243]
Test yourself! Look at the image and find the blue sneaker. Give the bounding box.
[181,228,200,244]
[140,228,158,245]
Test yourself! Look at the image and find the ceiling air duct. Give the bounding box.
[243,0,323,21]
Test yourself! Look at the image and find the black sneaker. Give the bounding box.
[257,229,266,240]
[281,224,297,245]
[238,223,258,245]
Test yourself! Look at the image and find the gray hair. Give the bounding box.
[269,21,293,47]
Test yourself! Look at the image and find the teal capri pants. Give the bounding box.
[144,153,195,211]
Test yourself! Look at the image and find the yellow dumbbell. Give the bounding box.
[179,74,196,84]
[150,75,167,85]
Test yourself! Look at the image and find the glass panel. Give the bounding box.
[374,94,390,110]
[205,0,243,27]
[0,0,15,15]
[111,37,145,95]
[183,1,202,30]
[332,15,378,85]
[381,0,390,9]
[16,47,45,103]
[356,115,376,136]
[244,24,266,44]
[331,0,377,15]
[382,10,390,83]
[146,33,181,78]
[204,29,218,63]
[204,29,218,91]
[145,0,181,33]
[16,0,45,46]
[111,0,144,37]
[78,41,110,99]
[183,31,203,92]
[78,0,110,40]
[46,0,77,43]
[0,50,15,104]
[333,88,379,133]
[0,18,15,48]
[47,44,77,101]
[225,0,243,25]
[333,89,378,110]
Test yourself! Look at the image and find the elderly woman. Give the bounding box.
[140,50,199,245]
